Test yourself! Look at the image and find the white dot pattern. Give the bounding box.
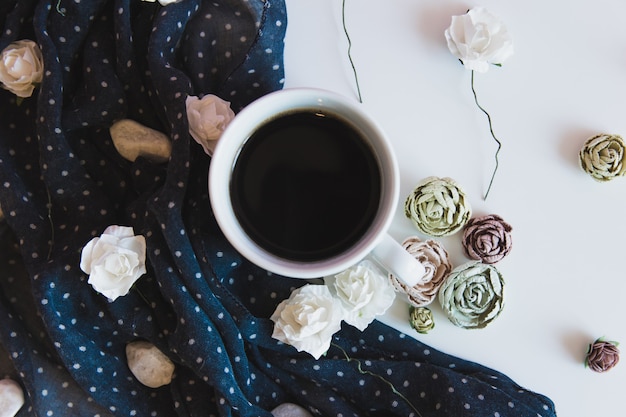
[0,1,556,417]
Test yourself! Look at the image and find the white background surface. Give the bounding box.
[283,1,626,416]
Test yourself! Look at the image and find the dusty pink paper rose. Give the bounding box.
[389,237,452,307]
[185,94,235,156]
[585,338,620,373]
[462,214,512,264]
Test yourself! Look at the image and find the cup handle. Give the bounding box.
[371,234,424,287]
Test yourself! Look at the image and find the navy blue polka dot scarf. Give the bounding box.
[0,1,557,416]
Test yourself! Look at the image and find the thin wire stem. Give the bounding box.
[342,0,363,103]
[470,70,501,200]
[56,0,66,16]
[331,342,423,417]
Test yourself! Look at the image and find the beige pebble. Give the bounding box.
[0,379,24,417]
[126,341,175,388]
[271,403,313,417]
[110,119,172,163]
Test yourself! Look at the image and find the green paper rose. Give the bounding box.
[579,133,626,182]
[404,176,472,237]
[409,306,435,334]
[438,261,505,329]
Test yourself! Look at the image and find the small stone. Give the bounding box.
[0,378,25,417]
[110,119,172,163]
[126,341,175,388]
[271,403,313,417]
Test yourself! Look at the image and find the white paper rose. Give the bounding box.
[445,7,513,73]
[185,94,235,156]
[271,284,344,359]
[80,225,147,302]
[0,39,44,98]
[325,260,396,331]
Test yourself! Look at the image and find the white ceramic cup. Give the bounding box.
[209,88,424,286]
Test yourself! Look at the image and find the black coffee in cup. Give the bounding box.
[230,110,382,262]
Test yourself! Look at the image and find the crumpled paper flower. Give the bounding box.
[579,133,626,182]
[409,306,435,334]
[404,176,472,237]
[585,338,620,373]
[80,226,147,302]
[438,261,505,329]
[445,7,514,73]
[185,94,235,156]
[270,284,344,359]
[462,214,512,264]
[325,260,395,331]
[0,39,44,98]
[389,237,452,307]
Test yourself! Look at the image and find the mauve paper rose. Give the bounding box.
[271,284,344,359]
[325,260,395,331]
[389,237,452,307]
[585,338,620,373]
[438,261,505,329]
[579,133,626,182]
[404,176,471,237]
[0,39,44,98]
[445,7,514,73]
[185,94,235,156]
[462,214,512,264]
[80,225,147,302]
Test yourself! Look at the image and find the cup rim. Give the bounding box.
[208,87,399,278]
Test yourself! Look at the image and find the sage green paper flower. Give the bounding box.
[404,176,471,237]
[438,261,504,329]
[579,133,626,182]
[409,306,435,334]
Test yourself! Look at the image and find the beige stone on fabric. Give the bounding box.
[126,341,175,388]
[271,403,314,417]
[0,378,24,417]
[110,119,172,163]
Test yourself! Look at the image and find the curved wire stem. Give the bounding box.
[471,70,501,200]
[342,0,363,103]
[331,342,423,417]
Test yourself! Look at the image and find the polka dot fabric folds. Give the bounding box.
[0,1,557,416]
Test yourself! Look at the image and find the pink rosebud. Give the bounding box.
[585,338,620,373]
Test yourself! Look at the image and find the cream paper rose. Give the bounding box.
[80,226,147,302]
[0,39,44,98]
[185,94,235,156]
[325,260,396,331]
[438,261,505,329]
[445,7,514,73]
[404,176,472,237]
[270,284,344,359]
[579,133,626,182]
[389,237,452,307]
